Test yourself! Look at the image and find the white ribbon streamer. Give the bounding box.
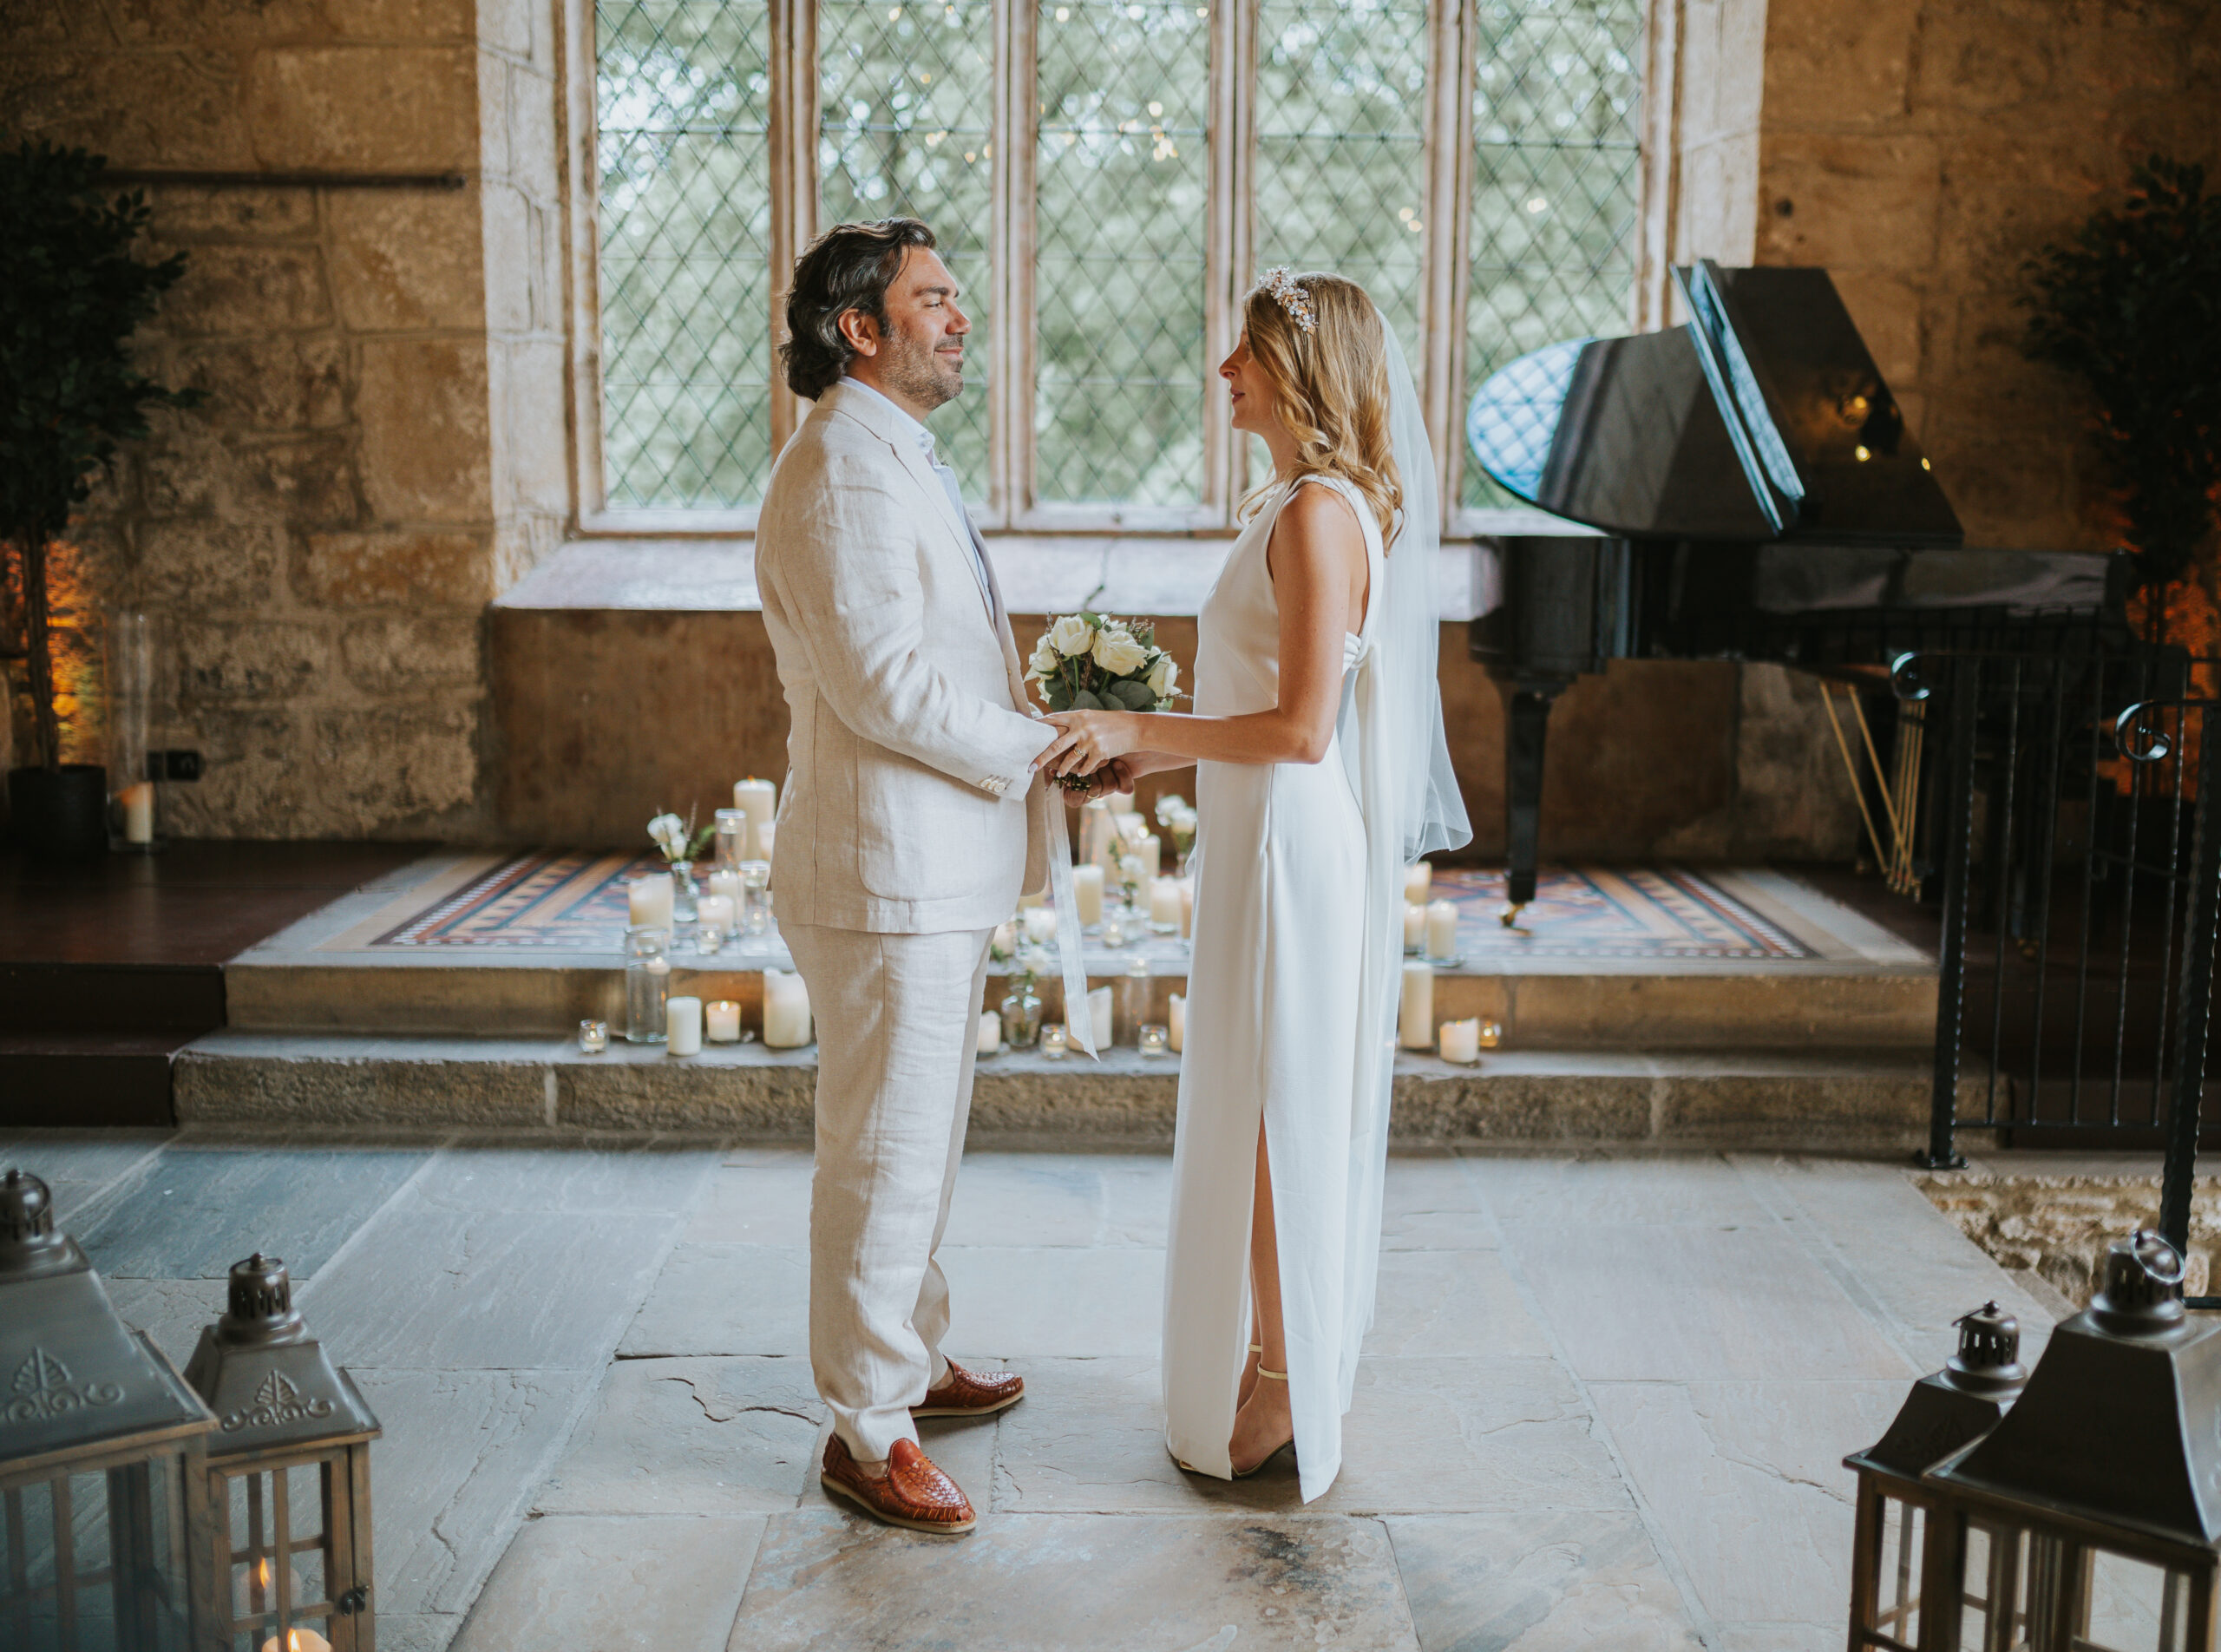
[1044,788,1097,1059]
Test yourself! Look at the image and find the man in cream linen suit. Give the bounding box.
[756,219,1119,1535]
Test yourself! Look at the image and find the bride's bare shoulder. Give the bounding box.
[1269,477,1366,567]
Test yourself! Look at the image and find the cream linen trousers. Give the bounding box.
[783,921,995,1461]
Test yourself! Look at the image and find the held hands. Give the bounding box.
[1036,711,1144,783]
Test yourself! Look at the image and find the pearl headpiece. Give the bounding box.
[1259,266,1316,335]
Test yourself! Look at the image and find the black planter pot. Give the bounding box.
[8,764,110,859]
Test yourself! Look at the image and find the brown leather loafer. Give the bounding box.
[913,1358,1025,1419]
[821,1434,977,1534]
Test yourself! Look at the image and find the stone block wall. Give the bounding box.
[0,0,563,838]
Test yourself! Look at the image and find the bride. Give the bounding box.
[1037,269,1468,1498]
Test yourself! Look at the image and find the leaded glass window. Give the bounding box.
[1034,0,1211,506]
[818,0,995,501]
[1463,0,1643,505]
[596,0,776,510]
[1253,0,1431,361]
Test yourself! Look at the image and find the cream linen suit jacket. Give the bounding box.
[755,382,1051,934]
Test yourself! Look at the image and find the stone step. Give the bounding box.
[174,1031,1943,1151]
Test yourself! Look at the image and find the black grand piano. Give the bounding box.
[1465,259,2131,917]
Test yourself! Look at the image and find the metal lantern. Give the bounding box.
[0,1168,218,1652]
[184,1255,380,1652]
[1923,1231,2221,1651]
[1844,1300,2029,1651]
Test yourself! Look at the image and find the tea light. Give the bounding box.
[1138,1023,1169,1056]
[1404,862,1432,904]
[733,777,776,856]
[578,1019,608,1054]
[977,1009,1002,1056]
[1168,991,1185,1052]
[1074,863,1104,927]
[666,996,703,1056]
[1438,1017,1481,1065]
[1149,876,1183,933]
[1398,960,1434,1050]
[1041,1023,1070,1059]
[1425,899,1461,962]
[628,872,674,930]
[1403,901,1426,953]
[705,1000,742,1042]
[1023,905,1058,945]
[763,969,812,1048]
[1478,1019,1503,1049]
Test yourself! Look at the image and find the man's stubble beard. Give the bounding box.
[880,324,963,411]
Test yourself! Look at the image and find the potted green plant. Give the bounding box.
[2023,155,2221,608]
[1,141,199,856]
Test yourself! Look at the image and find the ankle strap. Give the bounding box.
[1256,1367,1287,1381]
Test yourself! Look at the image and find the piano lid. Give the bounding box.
[1466,263,1963,547]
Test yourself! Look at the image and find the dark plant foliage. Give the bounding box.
[0,141,199,769]
[2023,155,2221,592]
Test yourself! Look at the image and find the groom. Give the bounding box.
[757,218,1119,1534]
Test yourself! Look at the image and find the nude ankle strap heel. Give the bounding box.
[1256,1367,1287,1381]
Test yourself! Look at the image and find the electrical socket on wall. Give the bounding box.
[147,751,203,782]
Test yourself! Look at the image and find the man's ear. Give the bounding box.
[835,306,880,358]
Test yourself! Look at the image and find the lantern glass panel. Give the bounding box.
[1861,1491,1929,1651]
[219,1462,338,1651]
[1,1457,194,1652]
[2083,1549,2194,1652]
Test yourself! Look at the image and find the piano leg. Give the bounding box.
[1499,681,1564,926]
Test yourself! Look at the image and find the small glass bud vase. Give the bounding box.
[669,861,700,923]
[626,925,671,1044]
[1000,984,1043,1050]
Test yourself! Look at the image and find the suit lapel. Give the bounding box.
[821,385,993,624]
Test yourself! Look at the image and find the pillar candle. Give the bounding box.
[757,820,776,862]
[708,867,743,901]
[763,969,812,1048]
[1106,789,1138,816]
[666,996,703,1056]
[1073,863,1104,926]
[1180,877,1195,938]
[121,782,154,844]
[628,873,674,930]
[1149,876,1183,930]
[977,1009,1002,1055]
[696,894,736,932]
[1135,832,1161,881]
[1168,991,1184,1052]
[705,1000,741,1042]
[1403,902,1426,950]
[1018,889,1045,910]
[1071,985,1113,1052]
[1399,960,1434,1050]
[1404,862,1432,905]
[1023,905,1058,945]
[733,777,776,857]
[1425,899,1460,960]
[1438,1017,1481,1064]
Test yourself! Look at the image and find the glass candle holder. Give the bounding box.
[625,926,670,1044]
[1477,1020,1504,1049]
[714,807,748,870]
[1040,1023,1069,1059]
[707,865,744,903]
[1138,1023,1169,1056]
[1119,954,1153,1046]
[1099,910,1128,949]
[695,893,735,952]
[578,1019,608,1054]
[741,861,773,937]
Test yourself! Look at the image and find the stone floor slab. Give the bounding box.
[305,1205,679,1369]
[354,1367,602,1616]
[537,1356,821,1515]
[681,1164,815,1245]
[1386,1511,1706,1651]
[106,1275,226,1367]
[450,1513,761,1652]
[619,1244,810,1357]
[1589,1379,1903,1634]
[941,1153,1113,1248]
[725,1509,1421,1652]
[1504,1220,1915,1382]
[940,1245,1166,1357]
[992,1356,1632,1517]
[414,1141,721,1216]
[72,1141,428,1278]
[1466,1150,1776,1229]
[1366,1249,1550,1360]
[1379,1157,1502,1250]
[0,1129,172,1222]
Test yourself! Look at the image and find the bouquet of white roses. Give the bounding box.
[1027,612,1183,790]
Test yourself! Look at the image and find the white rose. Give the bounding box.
[1146,654,1177,698]
[1051,614,1094,656]
[646,812,686,857]
[1093,630,1150,676]
[1029,640,1060,678]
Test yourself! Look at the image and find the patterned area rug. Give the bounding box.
[373,854,1808,961]
[1432,868,1809,960]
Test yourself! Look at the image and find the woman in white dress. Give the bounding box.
[1038,271,1469,1498]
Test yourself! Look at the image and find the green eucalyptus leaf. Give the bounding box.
[1071,688,1105,711]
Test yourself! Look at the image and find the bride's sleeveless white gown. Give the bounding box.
[1162,471,1392,1502]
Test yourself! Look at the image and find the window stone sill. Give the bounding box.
[491,523,1588,621]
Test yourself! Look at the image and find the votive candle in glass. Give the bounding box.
[1438,1017,1481,1065]
[667,995,703,1056]
[708,866,744,902]
[714,807,748,870]
[695,893,736,950]
[1138,1024,1169,1056]
[741,861,773,936]
[1478,1019,1504,1049]
[1041,1023,1070,1059]
[705,1000,742,1043]
[578,1019,608,1054]
[1424,899,1460,963]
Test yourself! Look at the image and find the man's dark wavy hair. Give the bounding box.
[781,218,937,400]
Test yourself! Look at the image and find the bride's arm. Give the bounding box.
[1035,486,1364,777]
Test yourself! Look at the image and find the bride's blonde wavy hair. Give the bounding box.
[1235,271,1403,550]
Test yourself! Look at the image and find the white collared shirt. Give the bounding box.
[839,376,993,609]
